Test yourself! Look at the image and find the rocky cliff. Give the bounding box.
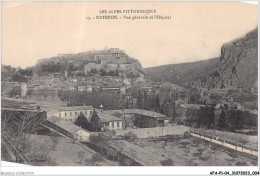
[35,48,144,77]
[207,28,258,91]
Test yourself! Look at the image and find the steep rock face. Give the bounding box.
[207,28,258,90]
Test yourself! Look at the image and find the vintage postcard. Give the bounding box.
[1,1,258,175]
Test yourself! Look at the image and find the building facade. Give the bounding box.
[52,106,94,121]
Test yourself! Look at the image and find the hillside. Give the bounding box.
[206,28,258,91]
[34,48,144,77]
[144,57,219,87]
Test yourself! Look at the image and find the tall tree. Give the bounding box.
[74,112,89,129]
[137,91,144,109]
[90,110,100,132]
[218,108,227,130]
[154,95,161,112]
[143,92,149,110]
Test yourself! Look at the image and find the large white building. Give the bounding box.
[97,112,123,131]
[32,75,54,85]
[51,106,94,121]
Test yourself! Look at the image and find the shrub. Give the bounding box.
[197,148,205,154]
[161,159,174,166]
[120,158,133,166]
[199,153,210,161]
[91,153,103,163]
[184,149,190,153]
[124,131,137,142]
[183,131,192,139]
[235,161,247,166]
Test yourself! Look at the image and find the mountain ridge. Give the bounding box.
[144,57,220,88]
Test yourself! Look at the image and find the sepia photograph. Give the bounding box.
[1,0,259,175]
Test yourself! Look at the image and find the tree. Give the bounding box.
[113,141,125,153]
[51,136,59,151]
[137,91,144,109]
[43,90,49,100]
[121,158,133,166]
[90,110,100,132]
[107,148,118,161]
[198,106,215,129]
[143,92,149,110]
[74,113,89,130]
[78,151,85,163]
[123,131,137,142]
[51,90,56,100]
[89,133,108,152]
[161,158,174,166]
[125,99,130,109]
[27,89,33,99]
[218,108,227,130]
[154,95,161,112]
[91,153,103,163]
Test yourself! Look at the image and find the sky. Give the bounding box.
[1,1,258,68]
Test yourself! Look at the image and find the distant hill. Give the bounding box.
[144,57,219,87]
[34,48,145,78]
[206,28,258,91]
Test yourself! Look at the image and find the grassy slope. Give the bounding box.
[144,57,219,87]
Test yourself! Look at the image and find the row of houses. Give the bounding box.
[46,104,170,138]
[97,108,170,129]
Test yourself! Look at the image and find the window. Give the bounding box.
[59,113,61,117]
[70,112,72,116]
[65,112,67,117]
[112,122,114,128]
[117,122,120,127]
[75,112,77,115]
[90,111,93,115]
[85,111,88,115]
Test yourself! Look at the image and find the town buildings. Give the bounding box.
[100,109,170,129]
[45,116,90,141]
[50,106,94,121]
[97,112,123,131]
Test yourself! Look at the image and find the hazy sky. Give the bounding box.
[2,1,258,68]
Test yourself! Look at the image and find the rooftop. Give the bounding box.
[57,105,94,111]
[182,104,206,109]
[101,109,167,119]
[48,116,90,134]
[97,112,122,123]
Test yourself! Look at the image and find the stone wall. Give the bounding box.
[115,125,189,138]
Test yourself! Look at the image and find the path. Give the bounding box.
[191,133,258,156]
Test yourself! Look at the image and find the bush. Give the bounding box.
[120,158,133,166]
[124,132,137,142]
[184,149,190,153]
[161,159,174,166]
[235,161,247,166]
[199,153,210,161]
[183,131,192,139]
[91,153,103,163]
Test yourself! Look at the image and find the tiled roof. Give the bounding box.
[57,105,93,111]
